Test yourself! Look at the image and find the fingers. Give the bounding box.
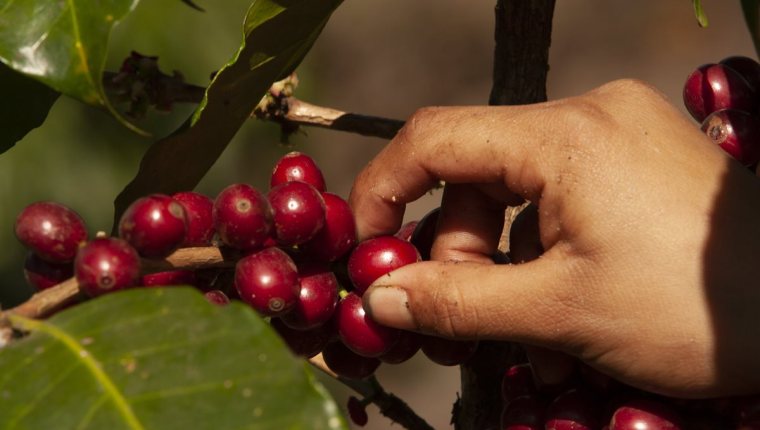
[349,105,555,240]
[362,250,583,351]
[432,183,507,264]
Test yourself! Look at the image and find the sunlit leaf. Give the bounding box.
[0,288,347,429]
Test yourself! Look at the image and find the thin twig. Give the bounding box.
[309,355,435,430]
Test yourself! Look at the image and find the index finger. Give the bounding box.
[348,104,559,240]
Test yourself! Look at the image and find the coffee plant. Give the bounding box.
[1,1,760,429]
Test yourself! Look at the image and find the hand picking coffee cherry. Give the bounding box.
[15,201,88,263]
[268,181,326,246]
[347,235,421,295]
[75,236,141,297]
[119,194,188,259]
[171,191,215,246]
[270,151,327,192]
[214,183,273,251]
[235,247,300,316]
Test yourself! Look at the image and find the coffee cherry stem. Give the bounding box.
[308,353,435,430]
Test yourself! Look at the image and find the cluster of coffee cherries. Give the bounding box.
[498,358,760,429]
[683,55,760,169]
[13,152,482,422]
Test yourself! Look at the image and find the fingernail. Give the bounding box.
[363,286,416,330]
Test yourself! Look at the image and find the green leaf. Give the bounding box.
[112,0,343,227]
[742,0,760,58]
[692,0,709,27]
[0,0,143,132]
[0,288,347,430]
[0,63,59,154]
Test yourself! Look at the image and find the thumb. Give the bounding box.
[362,251,582,350]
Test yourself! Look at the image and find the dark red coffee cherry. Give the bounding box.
[214,183,273,251]
[270,151,326,192]
[378,330,422,364]
[75,237,140,297]
[701,109,760,166]
[501,395,545,430]
[119,194,187,259]
[204,290,230,306]
[609,399,684,430]
[23,252,73,291]
[141,270,198,288]
[268,181,326,246]
[683,63,756,122]
[321,341,381,379]
[347,236,420,295]
[545,388,601,430]
[502,363,537,403]
[271,318,333,358]
[171,191,215,247]
[335,292,399,357]
[347,396,369,427]
[394,221,419,242]
[721,55,760,93]
[420,335,479,366]
[280,262,339,330]
[15,201,88,263]
[301,193,357,262]
[235,247,299,316]
[410,207,440,261]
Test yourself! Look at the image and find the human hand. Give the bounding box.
[349,79,760,398]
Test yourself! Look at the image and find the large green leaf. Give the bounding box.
[112,0,343,227]
[742,0,760,58]
[0,0,141,131]
[0,288,347,430]
[0,63,59,154]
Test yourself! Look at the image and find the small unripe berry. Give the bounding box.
[15,202,88,263]
[75,237,140,297]
[141,270,198,288]
[119,194,188,259]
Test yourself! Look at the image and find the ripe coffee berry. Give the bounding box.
[378,330,422,364]
[280,262,339,330]
[347,236,420,295]
[171,191,215,246]
[23,252,73,291]
[501,395,545,430]
[347,396,369,427]
[268,181,326,246]
[545,388,601,430]
[335,292,399,357]
[235,247,299,316]
[119,194,188,259]
[214,183,273,251]
[502,363,537,403]
[701,109,760,166]
[683,63,756,122]
[75,237,140,297]
[720,55,760,92]
[321,341,381,380]
[15,201,88,263]
[420,335,479,366]
[271,318,332,358]
[270,151,326,192]
[609,399,683,430]
[204,290,230,306]
[141,270,198,288]
[301,193,357,262]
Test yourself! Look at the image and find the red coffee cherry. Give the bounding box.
[270,151,326,192]
[502,363,537,403]
[545,388,601,430]
[347,396,369,427]
[720,55,760,93]
[119,194,188,259]
[683,63,756,122]
[280,262,339,330]
[394,221,419,242]
[609,399,684,430]
[171,191,215,246]
[378,330,422,364]
[301,193,357,262]
[75,237,140,297]
[701,109,760,166]
[214,183,273,251]
[23,252,73,291]
[141,270,198,288]
[268,181,326,246]
[410,207,440,261]
[204,290,230,306]
[321,341,381,380]
[335,292,399,357]
[235,247,299,316]
[501,395,545,430]
[15,201,88,263]
[271,318,333,358]
[420,335,479,366]
[347,236,420,295]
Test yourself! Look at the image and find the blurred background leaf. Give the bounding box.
[0,64,59,154]
[741,0,760,57]
[0,288,347,429]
